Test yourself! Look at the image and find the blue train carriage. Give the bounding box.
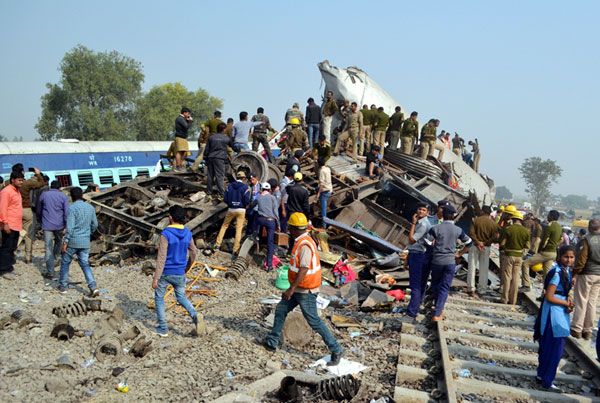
[0,140,199,189]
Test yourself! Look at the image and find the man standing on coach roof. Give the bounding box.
[401,112,419,155]
[0,171,24,280]
[305,98,322,147]
[204,123,236,202]
[251,107,277,163]
[388,106,404,151]
[37,180,69,279]
[59,187,99,296]
[264,212,345,365]
[322,91,338,144]
[174,107,193,171]
[467,205,500,296]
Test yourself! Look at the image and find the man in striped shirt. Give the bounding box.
[58,187,99,296]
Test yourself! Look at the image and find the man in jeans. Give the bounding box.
[37,180,69,279]
[153,206,203,337]
[18,165,45,264]
[264,212,344,366]
[571,219,600,340]
[214,171,251,260]
[59,187,99,296]
[405,202,432,320]
[305,97,322,147]
[467,205,500,296]
[0,171,24,280]
[316,157,332,228]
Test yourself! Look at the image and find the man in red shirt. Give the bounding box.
[0,172,25,279]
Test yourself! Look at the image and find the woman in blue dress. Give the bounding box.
[536,245,575,392]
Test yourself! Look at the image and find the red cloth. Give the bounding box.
[386,289,405,301]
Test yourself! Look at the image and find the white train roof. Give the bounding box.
[0,140,198,154]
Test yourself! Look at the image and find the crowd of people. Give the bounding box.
[415,202,600,391]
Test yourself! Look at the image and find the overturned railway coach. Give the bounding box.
[0,140,197,188]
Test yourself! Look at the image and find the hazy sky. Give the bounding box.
[1,1,598,199]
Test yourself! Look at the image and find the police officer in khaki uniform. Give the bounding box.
[251,107,277,163]
[359,104,373,156]
[373,107,389,157]
[285,118,309,154]
[400,111,419,155]
[192,111,223,170]
[333,102,363,160]
[452,133,464,156]
[388,106,404,151]
[419,119,437,159]
[322,91,338,144]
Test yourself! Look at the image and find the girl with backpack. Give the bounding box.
[534,245,575,392]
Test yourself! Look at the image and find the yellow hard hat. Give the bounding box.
[288,212,308,229]
[499,205,505,212]
[504,205,517,215]
[512,212,524,221]
[290,118,300,125]
[531,263,543,272]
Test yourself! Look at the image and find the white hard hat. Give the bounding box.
[261,182,271,190]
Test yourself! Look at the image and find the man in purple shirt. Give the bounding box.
[37,180,69,279]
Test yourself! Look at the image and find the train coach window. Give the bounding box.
[77,171,94,186]
[118,169,132,182]
[136,168,149,177]
[99,170,114,185]
[56,174,72,188]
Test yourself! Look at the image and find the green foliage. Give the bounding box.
[135,82,223,141]
[11,136,23,142]
[35,45,144,141]
[495,185,513,201]
[0,133,7,142]
[561,194,589,209]
[519,157,562,214]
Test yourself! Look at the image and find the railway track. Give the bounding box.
[394,258,600,402]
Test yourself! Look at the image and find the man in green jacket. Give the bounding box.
[401,112,419,155]
[499,212,530,304]
[419,119,437,159]
[388,106,404,151]
[359,104,374,156]
[373,107,389,157]
[523,210,563,282]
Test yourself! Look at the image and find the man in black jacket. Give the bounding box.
[284,172,310,254]
[305,97,322,147]
[204,123,236,201]
[174,107,194,171]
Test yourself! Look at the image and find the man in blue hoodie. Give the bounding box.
[153,205,203,337]
[214,171,251,260]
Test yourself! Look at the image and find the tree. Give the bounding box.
[0,133,7,142]
[562,194,589,209]
[135,82,223,141]
[495,185,513,201]
[11,136,23,142]
[36,45,144,141]
[519,157,562,214]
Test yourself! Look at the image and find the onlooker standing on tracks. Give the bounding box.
[535,245,574,392]
[405,202,432,320]
[18,166,45,264]
[58,187,99,296]
[204,123,236,202]
[523,210,563,278]
[257,182,280,272]
[0,171,24,280]
[264,212,345,365]
[152,205,204,337]
[498,212,530,304]
[427,204,472,321]
[213,171,251,261]
[174,107,194,171]
[316,157,332,228]
[467,205,500,297]
[570,219,600,340]
[37,180,69,279]
[305,98,322,147]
